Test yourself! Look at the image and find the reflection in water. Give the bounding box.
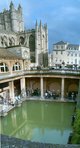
[0,101,75,144]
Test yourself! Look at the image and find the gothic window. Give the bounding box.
[4,36,8,47]
[11,37,15,45]
[1,37,4,45]
[29,35,35,63]
[12,62,21,71]
[19,36,24,45]
[0,63,9,72]
[9,38,12,46]
[29,35,35,52]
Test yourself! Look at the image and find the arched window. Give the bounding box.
[4,36,8,47]
[29,35,35,52]
[1,37,4,46]
[9,38,12,46]
[19,36,24,45]
[29,35,35,63]
[11,37,15,45]
[0,63,9,72]
[12,62,21,71]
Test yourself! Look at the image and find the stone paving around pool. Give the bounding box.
[0,134,80,148]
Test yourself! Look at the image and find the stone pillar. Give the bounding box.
[61,78,64,101]
[40,77,44,99]
[20,77,26,92]
[9,81,15,103]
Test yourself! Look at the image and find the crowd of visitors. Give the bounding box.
[0,89,78,106]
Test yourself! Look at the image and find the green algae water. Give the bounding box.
[0,101,75,144]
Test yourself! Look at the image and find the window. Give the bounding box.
[61,51,63,54]
[9,38,12,46]
[61,45,63,49]
[0,63,9,72]
[19,36,24,45]
[12,62,21,71]
[75,53,77,57]
[75,59,77,64]
[11,37,15,45]
[4,36,8,47]
[67,52,70,56]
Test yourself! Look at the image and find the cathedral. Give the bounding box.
[0,1,48,70]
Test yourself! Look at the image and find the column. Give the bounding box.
[20,77,26,91]
[9,81,15,103]
[40,77,44,99]
[20,77,26,97]
[61,78,64,101]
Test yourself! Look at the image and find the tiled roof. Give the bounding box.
[0,48,22,59]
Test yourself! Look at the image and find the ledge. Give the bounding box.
[1,134,80,148]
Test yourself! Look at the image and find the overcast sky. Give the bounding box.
[0,0,80,50]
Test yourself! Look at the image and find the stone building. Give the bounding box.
[0,1,48,102]
[49,41,80,68]
[0,2,79,104]
[0,1,48,68]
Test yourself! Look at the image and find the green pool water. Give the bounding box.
[0,101,75,144]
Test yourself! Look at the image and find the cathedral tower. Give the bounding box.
[35,20,48,67]
[10,1,24,32]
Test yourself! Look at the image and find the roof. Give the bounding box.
[67,44,79,49]
[53,41,67,45]
[0,48,22,60]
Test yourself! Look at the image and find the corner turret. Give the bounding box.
[18,4,22,13]
[10,1,14,10]
[39,20,42,31]
[35,20,38,31]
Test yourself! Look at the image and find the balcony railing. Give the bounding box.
[0,68,80,81]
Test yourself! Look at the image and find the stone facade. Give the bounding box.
[0,2,48,67]
[49,41,80,68]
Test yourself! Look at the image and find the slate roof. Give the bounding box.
[0,48,22,59]
[67,44,79,49]
[53,41,67,45]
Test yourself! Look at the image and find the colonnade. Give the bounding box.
[9,76,66,102]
